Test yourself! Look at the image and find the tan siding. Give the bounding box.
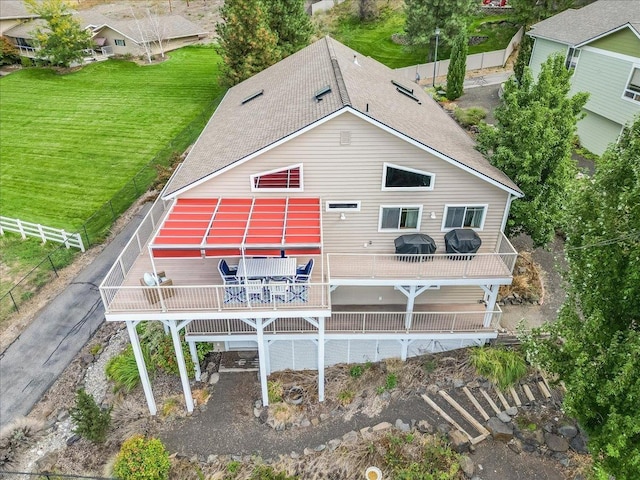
[183,112,510,254]
[97,27,142,56]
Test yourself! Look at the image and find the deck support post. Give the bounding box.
[483,284,500,328]
[400,339,409,361]
[188,340,201,381]
[396,285,432,330]
[126,321,157,415]
[169,320,194,412]
[318,317,325,402]
[256,317,270,407]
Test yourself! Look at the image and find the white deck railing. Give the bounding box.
[184,309,500,336]
[0,216,85,251]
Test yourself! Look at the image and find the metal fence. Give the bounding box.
[0,94,222,319]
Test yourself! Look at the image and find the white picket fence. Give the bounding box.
[0,216,85,252]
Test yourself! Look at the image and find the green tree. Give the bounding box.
[264,0,313,58]
[513,33,533,85]
[215,0,280,87]
[445,30,467,100]
[357,0,378,21]
[510,0,575,27]
[477,53,588,247]
[523,117,640,478]
[0,36,20,66]
[24,0,93,68]
[69,389,111,444]
[404,0,475,53]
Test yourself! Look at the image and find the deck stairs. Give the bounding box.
[422,374,555,446]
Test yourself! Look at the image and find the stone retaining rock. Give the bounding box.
[487,417,514,441]
[545,433,569,452]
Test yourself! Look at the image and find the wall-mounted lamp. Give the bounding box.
[430,211,436,220]
[340,212,346,221]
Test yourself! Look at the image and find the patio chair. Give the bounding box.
[139,271,174,304]
[244,279,265,302]
[269,280,290,303]
[288,276,309,302]
[296,258,314,276]
[218,259,238,282]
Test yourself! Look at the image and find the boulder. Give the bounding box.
[487,417,514,442]
[497,411,512,423]
[342,430,358,444]
[417,420,434,434]
[209,373,220,385]
[372,421,392,432]
[545,433,569,452]
[558,425,578,439]
[448,429,470,453]
[459,455,475,478]
[506,406,518,416]
[395,419,410,432]
[570,434,589,454]
[507,438,522,454]
[200,372,209,384]
[327,438,341,451]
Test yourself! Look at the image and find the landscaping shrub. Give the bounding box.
[379,433,460,479]
[106,345,153,392]
[267,380,284,404]
[0,36,20,66]
[470,347,528,389]
[453,106,487,127]
[69,389,111,444]
[113,435,170,480]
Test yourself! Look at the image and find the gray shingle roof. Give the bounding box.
[528,0,640,46]
[0,0,38,20]
[99,15,207,43]
[165,36,522,197]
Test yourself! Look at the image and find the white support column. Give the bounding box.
[318,317,325,402]
[188,340,201,381]
[404,285,416,328]
[484,284,500,328]
[400,339,409,361]
[169,320,194,412]
[256,318,270,406]
[125,321,157,415]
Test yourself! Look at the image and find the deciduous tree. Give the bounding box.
[446,30,467,100]
[215,0,280,86]
[264,0,313,58]
[523,117,640,478]
[477,53,588,247]
[513,33,532,85]
[510,0,575,27]
[24,0,93,68]
[404,0,475,53]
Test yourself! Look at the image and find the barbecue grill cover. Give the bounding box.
[394,234,437,256]
[444,229,482,254]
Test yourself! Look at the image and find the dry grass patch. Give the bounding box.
[500,252,544,303]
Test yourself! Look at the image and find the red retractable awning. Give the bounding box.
[150,197,322,258]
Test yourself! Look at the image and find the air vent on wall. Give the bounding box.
[242,89,264,105]
[340,131,351,145]
[315,85,332,101]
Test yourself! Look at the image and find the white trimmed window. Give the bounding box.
[565,47,580,73]
[379,205,422,231]
[326,201,361,212]
[382,163,434,191]
[623,67,640,102]
[251,164,303,191]
[442,205,487,230]
[114,39,126,46]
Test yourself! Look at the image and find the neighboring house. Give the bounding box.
[99,37,523,414]
[3,6,207,60]
[0,0,38,35]
[527,0,640,155]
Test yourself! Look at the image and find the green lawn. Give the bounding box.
[0,46,225,231]
[328,5,519,69]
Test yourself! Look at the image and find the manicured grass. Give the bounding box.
[326,2,519,68]
[0,46,225,231]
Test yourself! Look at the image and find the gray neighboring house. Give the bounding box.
[3,5,208,61]
[0,0,38,35]
[527,0,640,155]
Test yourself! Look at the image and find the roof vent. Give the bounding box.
[391,80,413,95]
[395,87,421,104]
[242,89,264,105]
[315,85,332,101]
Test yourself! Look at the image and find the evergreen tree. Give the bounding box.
[510,0,575,27]
[513,34,533,85]
[264,0,313,58]
[404,0,475,52]
[446,30,468,100]
[69,389,111,444]
[477,53,588,247]
[215,0,280,87]
[523,117,640,478]
[24,0,93,68]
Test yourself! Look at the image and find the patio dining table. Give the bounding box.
[237,257,297,281]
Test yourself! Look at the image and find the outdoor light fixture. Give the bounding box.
[430,211,436,220]
[432,27,441,88]
[340,212,346,220]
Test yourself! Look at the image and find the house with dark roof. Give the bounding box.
[527,0,640,155]
[3,6,207,60]
[99,36,523,414]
